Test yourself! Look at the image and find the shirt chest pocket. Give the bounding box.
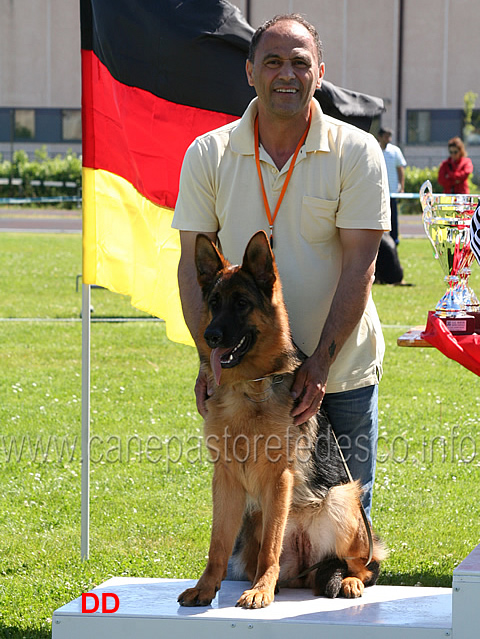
[300,196,338,245]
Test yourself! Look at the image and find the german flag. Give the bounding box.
[81,0,384,346]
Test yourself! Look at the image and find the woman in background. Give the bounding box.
[438,137,473,194]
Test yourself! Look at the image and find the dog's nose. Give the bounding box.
[204,327,223,348]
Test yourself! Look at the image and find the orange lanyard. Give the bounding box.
[254,110,311,248]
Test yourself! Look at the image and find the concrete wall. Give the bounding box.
[0,0,80,107]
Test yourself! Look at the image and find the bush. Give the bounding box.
[400,165,480,215]
[0,146,82,206]
[404,165,440,194]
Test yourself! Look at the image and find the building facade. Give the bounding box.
[1,0,480,176]
[0,0,81,159]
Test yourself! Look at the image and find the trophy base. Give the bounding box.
[469,311,480,333]
[438,314,476,335]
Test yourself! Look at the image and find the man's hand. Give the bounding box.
[195,368,213,418]
[290,354,328,425]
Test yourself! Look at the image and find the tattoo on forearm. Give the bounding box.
[328,340,336,359]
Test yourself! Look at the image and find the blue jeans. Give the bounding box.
[322,384,378,519]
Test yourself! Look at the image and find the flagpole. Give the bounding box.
[81,283,91,560]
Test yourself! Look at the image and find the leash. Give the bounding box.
[330,425,374,567]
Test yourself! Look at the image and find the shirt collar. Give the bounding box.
[230,97,330,156]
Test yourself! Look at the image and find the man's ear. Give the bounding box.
[245,59,255,87]
[195,234,227,291]
[316,62,325,89]
[241,230,277,296]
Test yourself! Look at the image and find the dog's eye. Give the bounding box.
[236,297,250,310]
[209,294,220,311]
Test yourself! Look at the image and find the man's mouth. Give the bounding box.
[274,88,298,93]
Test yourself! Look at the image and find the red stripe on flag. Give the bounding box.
[81,49,239,209]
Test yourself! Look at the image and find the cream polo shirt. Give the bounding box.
[173,98,391,393]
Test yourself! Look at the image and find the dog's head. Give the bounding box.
[195,231,291,384]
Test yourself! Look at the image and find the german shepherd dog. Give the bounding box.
[178,231,386,609]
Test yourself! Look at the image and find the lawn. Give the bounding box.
[0,232,479,637]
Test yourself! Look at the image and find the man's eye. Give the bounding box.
[264,59,281,68]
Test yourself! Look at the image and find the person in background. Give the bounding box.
[438,137,473,194]
[377,127,407,244]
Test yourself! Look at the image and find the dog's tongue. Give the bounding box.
[210,347,230,385]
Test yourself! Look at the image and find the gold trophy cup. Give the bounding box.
[420,180,479,334]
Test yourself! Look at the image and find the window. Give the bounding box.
[62,109,82,141]
[0,108,82,144]
[14,109,35,140]
[407,109,463,145]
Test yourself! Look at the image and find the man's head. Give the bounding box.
[377,127,392,150]
[248,14,323,65]
[245,15,324,120]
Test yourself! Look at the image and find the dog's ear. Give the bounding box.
[195,234,226,291]
[242,230,277,295]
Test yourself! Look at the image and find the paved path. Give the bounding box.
[398,214,424,238]
[0,208,425,237]
[0,208,82,233]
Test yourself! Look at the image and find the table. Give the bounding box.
[397,326,431,347]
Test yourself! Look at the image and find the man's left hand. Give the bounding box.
[290,355,327,425]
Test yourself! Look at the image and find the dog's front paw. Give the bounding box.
[341,577,364,598]
[178,586,216,607]
[236,587,275,609]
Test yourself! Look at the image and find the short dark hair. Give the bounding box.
[248,14,323,64]
[378,127,393,137]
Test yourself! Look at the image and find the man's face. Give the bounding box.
[379,132,392,148]
[246,20,324,120]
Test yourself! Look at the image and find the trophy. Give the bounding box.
[420,180,480,334]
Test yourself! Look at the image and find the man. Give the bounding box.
[377,127,407,244]
[173,14,390,516]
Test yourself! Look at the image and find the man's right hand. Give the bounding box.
[195,368,213,418]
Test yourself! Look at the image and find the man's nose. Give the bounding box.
[278,61,296,79]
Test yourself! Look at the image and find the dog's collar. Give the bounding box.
[243,373,287,403]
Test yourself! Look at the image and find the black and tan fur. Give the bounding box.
[178,231,386,609]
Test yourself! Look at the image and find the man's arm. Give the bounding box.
[396,165,405,192]
[178,229,217,416]
[178,230,217,344]
[290,228,383,425]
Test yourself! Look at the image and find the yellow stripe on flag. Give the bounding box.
[82,167,194,347]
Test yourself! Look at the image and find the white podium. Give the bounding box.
[52,543,480,639]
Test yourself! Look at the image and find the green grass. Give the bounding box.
[1,232,480,636]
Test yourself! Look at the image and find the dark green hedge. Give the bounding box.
[0,148,81,203]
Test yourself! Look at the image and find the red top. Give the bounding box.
[438,156,473,194]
